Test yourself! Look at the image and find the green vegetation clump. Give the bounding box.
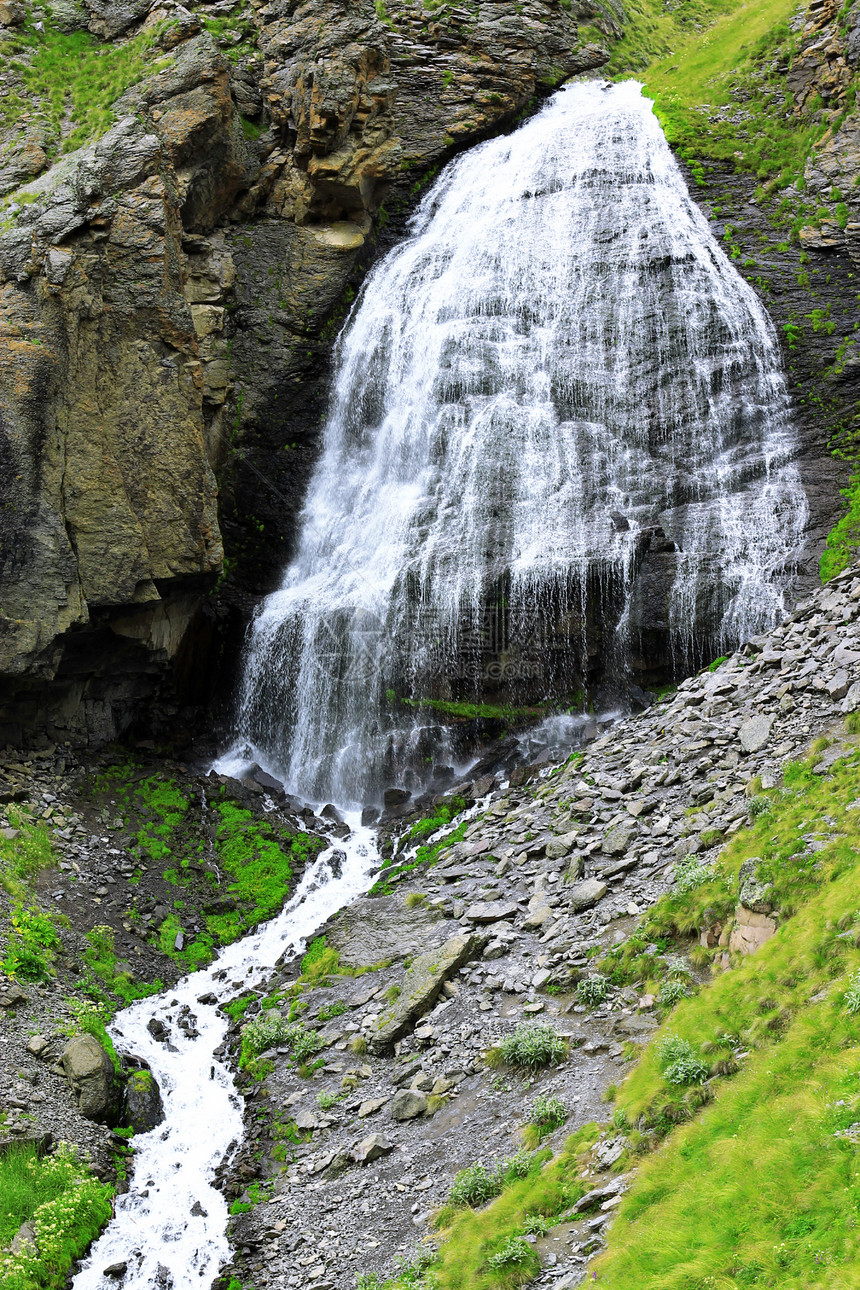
[499,1024,567,1071]
[1,905,59,982]
[210,798,323,945]
[449,1163,502,1209]
[407,797,466,842]
[821,472,860,581]
[240,1013,322,1071]
[399,697,546,723]
[371,800,470,895]
[0,1142,114,1289]
[0,809,54,899]
[574,973,610,1007]
[0,23,170,158]
[528,1095,567,1131]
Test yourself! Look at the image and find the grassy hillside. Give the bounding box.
[594,730,860,1287]
[607,0,853,199]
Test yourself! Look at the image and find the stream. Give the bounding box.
[71,820,378,1290]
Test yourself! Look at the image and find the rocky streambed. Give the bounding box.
[2,563,860,1288]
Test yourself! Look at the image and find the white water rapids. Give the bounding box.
[72,822,378,1290]
[229,79,808,809]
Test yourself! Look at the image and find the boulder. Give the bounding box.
[602,823,637,856]
[383,788,411,809]
[568,879,608,911]
[326,894,445,968]
[739,714,774,754]
[737,858,775,914]
[389,1089,428,1121]
[61,1035,122,1124]
[545,830,578,859]
[465,900,518,924]
[124,1067,165,1134]
[372,934,479,1051]
[10,1221,37,1256]
[729,906,778,955]
[350,1134,394,1164]
[842,681,860,714]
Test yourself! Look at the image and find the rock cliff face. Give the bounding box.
[1,0,859,745]
[0,0,615,744]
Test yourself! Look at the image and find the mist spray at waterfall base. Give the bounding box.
[229,79,807,810]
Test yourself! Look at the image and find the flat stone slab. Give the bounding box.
[465,900,518,923]
[371,933,479,1051]
[602,822,637,856]
[568,879,608,912]
[739,713,774,754]
[325,894,445,968]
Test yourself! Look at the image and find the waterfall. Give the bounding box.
[229,79,808,809]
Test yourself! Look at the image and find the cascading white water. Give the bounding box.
[71,822,377,1290]
[230,78,807,809]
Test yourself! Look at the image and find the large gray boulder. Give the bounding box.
[568,878,608,911]
[124,1067,165,1134]
[61,1035,122,1124]
[740,713,774,754]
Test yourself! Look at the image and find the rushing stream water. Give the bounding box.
[71,822,378,1290]
[228,78,807,810]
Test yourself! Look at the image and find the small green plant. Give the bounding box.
[522,1213,551,1236]
[449,1163,501,1208]
[658,978,689,1009]
[575,973,610,1007]
[844,969,860,1015]
[317,1000,347,1022]
[486,1235,533,1271]
[500,1024,567,1071]
[673,856,714,893]
[317,1090,338,1110]
[657,1035,709,1086]
[529,1094,568,1129]
[501,1149,535,1181]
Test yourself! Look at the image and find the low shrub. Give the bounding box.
[500,1024,567,1070]
[448,1163,501,1208]
[575,973,610,1006]
[657,1035,709,1086]
[241,1015,322,1067]
[486,1235,533,1271]
[529,1094,567,1129]
[658,978,689,1009]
